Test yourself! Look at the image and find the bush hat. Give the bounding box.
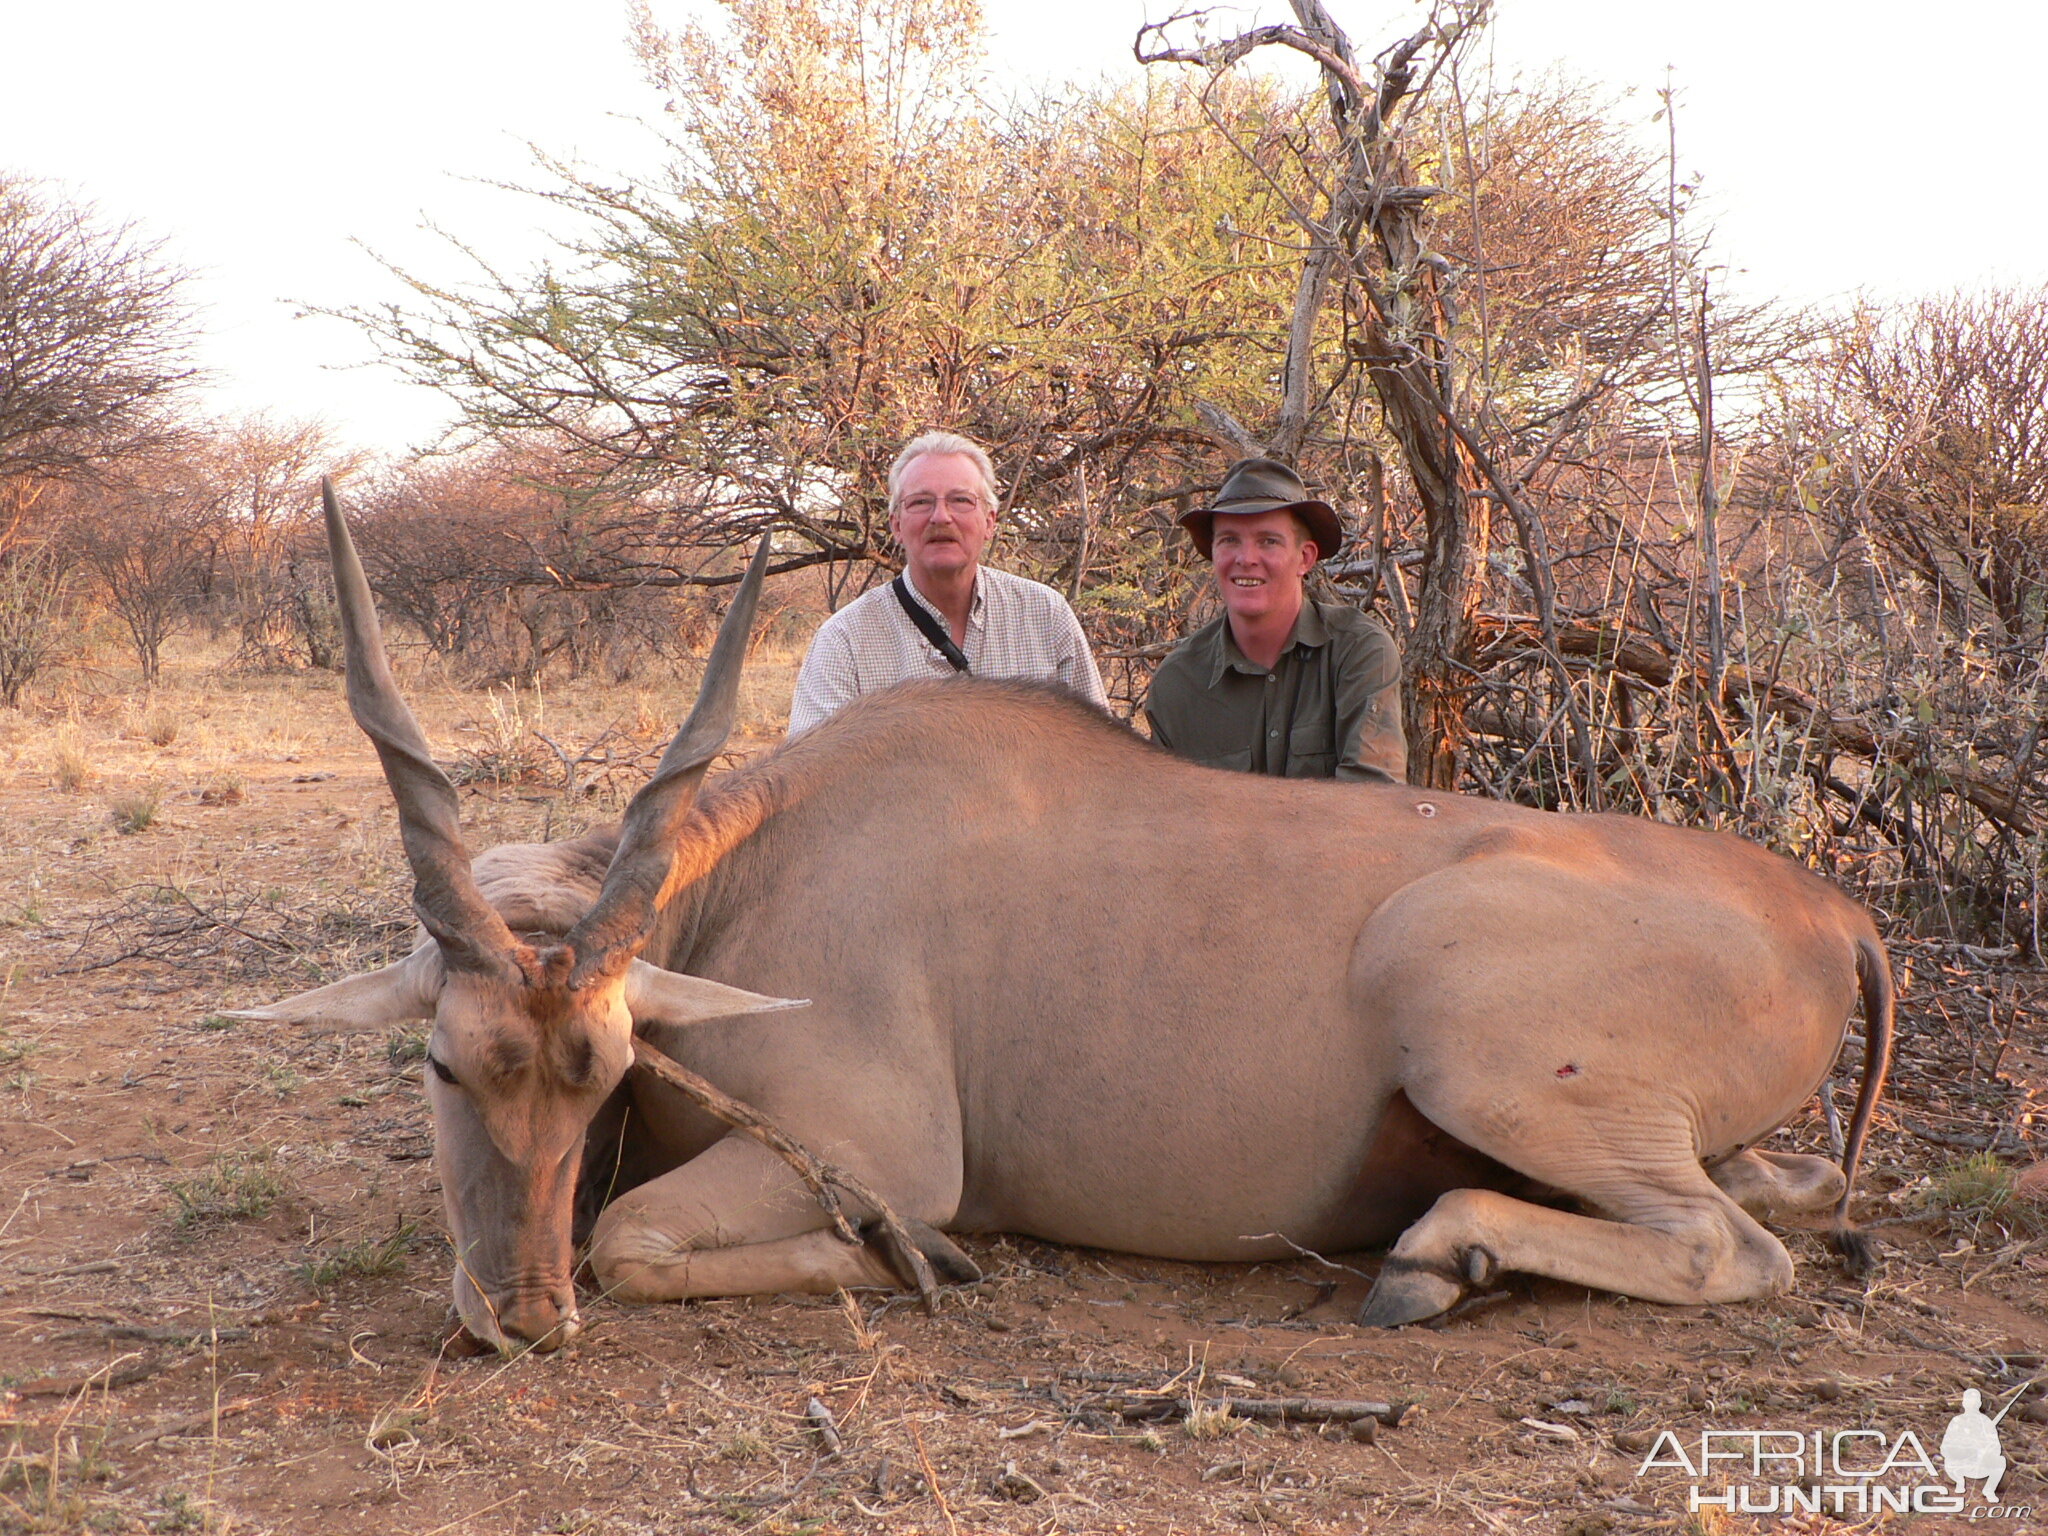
[1176,457,1344,563]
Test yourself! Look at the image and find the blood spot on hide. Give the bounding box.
[1555,1063,1581,1078]
[1415,802,1438,818]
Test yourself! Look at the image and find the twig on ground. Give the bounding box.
[1090,1392,1405,1427]
[109,1394,260,1449]
[908,1418,960,1536]
[13,1353,166,1396]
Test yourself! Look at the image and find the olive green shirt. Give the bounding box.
[1143,599,1407,783]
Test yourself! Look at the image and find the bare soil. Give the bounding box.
[2,650,2045,1535]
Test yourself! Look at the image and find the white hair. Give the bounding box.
[887,431,999,510]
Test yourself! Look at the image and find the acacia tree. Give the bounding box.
[0,539,70,707]
[1722,288,2048,931]
[1783,288,2048,674]
[1139,2,1798,794]
[68,451,225,684]
[347,0,1311,631]
[0,182,197,688]
[0,179,195,494]
[198,414,355,668]
[335,445,707,683]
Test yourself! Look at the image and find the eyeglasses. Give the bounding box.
[899,492,987,516]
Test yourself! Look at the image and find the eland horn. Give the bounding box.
[322,477,521,973]
[566,536,774,981]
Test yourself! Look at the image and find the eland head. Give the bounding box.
[231,483,801,1352]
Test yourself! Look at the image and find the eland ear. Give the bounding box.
[223,948,443,1033]
[624,960,809,1028]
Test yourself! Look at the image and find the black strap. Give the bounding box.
[891,575,970,673]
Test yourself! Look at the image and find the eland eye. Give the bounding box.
[428,1055,459,1086]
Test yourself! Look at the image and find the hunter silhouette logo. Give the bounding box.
[1942,1388,2011,1503]
[1636,1386,2033,1519]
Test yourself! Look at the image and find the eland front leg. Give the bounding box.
[586,1131,976,1302]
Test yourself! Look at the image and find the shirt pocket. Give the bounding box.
[1193,748,1256,773]
[1288,719,1338,778]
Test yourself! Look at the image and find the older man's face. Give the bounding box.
[891,453,996,585]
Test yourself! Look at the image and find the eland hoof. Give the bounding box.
[862,1216,984,1288]
[1357,1257,1464,1328]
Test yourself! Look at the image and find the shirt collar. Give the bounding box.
[1204,598,1331,685]
[903,567,983,626]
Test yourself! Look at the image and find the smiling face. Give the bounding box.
[1210,508,1317,631]
[889,452,997,586]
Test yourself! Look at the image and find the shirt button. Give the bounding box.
[1268,729,1280,738]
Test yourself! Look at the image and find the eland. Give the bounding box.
[237,484,1891,1352]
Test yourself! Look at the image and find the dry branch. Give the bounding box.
[1092,1392,1405,1426]
[627,1037,944,1309]
[1473,613,2039,833]
[109,1396,260,1450]
[10,1355,168,1396]
[59,880,412,978]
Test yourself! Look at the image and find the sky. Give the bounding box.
[6,1,2042,457]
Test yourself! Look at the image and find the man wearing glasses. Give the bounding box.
[788,431,1108,736]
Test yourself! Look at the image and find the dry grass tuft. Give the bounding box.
[300,1223,419,1289]
[1181,1402,1239,1439]
[1917,1152,2048,1238]
[449,684,554,787]
[107,786,163,834]
[196,769,244,806]
[51,724,90,792]
[0,1424,116,1533]
[166,1149,287,1230]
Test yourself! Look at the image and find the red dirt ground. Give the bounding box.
[2,663,2044,1535]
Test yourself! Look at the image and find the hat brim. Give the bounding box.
[1177,497,1342,563]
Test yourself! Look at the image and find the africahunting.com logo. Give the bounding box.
[1635,1388,2030,1519]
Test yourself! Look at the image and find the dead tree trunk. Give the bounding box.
[1290,0,1488,788]
[1141,0,1494,788]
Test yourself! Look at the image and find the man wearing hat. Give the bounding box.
[1144,457,1406,783]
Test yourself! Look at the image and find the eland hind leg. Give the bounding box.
[1345,853,1856,1326]
[1359,1099,1798,1327]
[1707,1148,1844,1220]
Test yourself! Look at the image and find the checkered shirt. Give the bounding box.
[788,565,1108,737]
